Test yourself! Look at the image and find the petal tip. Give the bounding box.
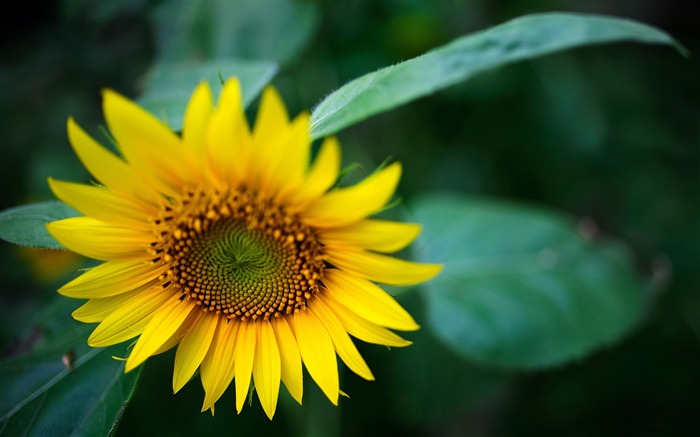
[101,88,123,109]
[425,263,444,280]
[124,360,138,373]
[193,80,213,95]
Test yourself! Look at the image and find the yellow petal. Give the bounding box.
[151,310,196,356]
[253,321,281,420]
[234,321,256,413]
[269,113,313,203]
[326,247,442,286]
[72,289,142,322]
[200,319,239,412]
[256,114,308,199]
[293,309,339,405]
[207,78,250,188]
[322,292,412,347]
[320,219,421,253]
[309,298,374,381]
[48,179,151,230]
[287,137,341,210]
[150,308,203,357]
[302,162,401,228]
[59,259,167,298]
[173,312,218,393]
[47,217,153,261]
[323,269,419,331]
[102,89,184,197]
[88,286,171,347]
[250,86,292,192]
[271,317,303,404]
[66,118,160,212]
[253,86,289,146]
[182,82,214,185]
[125,294,195,372]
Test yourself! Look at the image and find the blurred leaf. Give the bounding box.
[152,0,319,66]
[138,59,278,131]
[0,202,78,250]
[408,194,650,369]
[0,297,142,436]
[310,12,683,139]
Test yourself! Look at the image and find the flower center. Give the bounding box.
[152,188,324,321]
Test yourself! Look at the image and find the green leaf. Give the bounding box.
[0,298,142,436]
[137,59,278,131]
[152,0,319,66]
[310,12,683,139]
[408,194,651,369]
[0,201,79,250]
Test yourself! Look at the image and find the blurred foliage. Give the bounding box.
[1,0,698,436]
[410,194,654,369]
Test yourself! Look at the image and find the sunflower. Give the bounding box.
[47,78,441,419]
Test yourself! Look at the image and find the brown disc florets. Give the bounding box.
[151,188,325,321]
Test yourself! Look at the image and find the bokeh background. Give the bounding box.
[1,0,698,435]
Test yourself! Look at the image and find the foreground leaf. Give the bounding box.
[0,201,79,249]
[409,194,652,369]
[138,59,278,131]
[0,298,141,436]
[310,12,683,138]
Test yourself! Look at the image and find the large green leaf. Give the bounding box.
[151,0,319,66]
[0,298,142,436]
[0,201,79,250]
[310,13,683,139]
[137,59,278,132]
[408,194,651,369]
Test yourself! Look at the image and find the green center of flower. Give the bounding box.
[153,188,324,321]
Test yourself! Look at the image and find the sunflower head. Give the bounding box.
[47,78,441,419]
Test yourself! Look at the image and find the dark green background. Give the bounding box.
[1,0,698,435]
